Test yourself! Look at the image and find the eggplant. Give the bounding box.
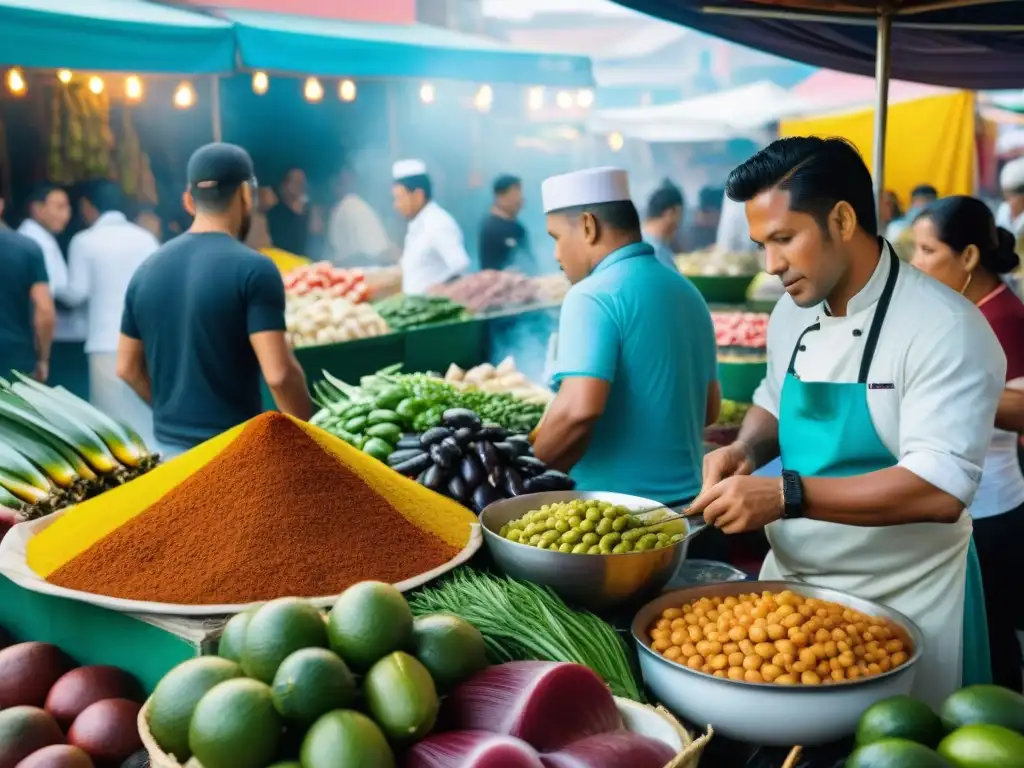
[474,425,507,443]
[420,426,453,448]
[488,464,506,489]
[503,467,526,497]
[430,440,461,471]
[524,470,576,493]
[515,455,548,475]
[396,435,423,451]
[446,475,469,504]
[471,482,503,513]
[492,441,519,464]
[506,436,533,456]
[475,441,501,472]
[453,427,475,447]
[442,408,482,430]
[459,454,486,489]
[387,448,427,467]
[421,463,449,491]
[392,452,435,477]
[416,468,431,485]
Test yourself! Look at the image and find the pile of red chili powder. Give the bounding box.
[47,413,462,604]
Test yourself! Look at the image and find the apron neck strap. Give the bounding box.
[857,248,900,384]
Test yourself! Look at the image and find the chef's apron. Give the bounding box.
[760,250,990,709]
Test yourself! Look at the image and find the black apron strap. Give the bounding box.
[786,323,820,377]
[857,248,901,384]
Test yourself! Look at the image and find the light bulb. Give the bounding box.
[576,89,594,108]
[304,77,323,103]
[419,83,435,104]
[173,82,195,109]
[339,79,356,102]
[5,69,25,95]
[57,69,72,84]
[556,91,573,109]
[252,72,269,95]
[527,87,544,111]
[88,76,104,95]
[125,76,143,101]
[608,132,624,152]
[474,85,493,112]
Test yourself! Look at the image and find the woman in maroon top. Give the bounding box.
[912,195,1024,691]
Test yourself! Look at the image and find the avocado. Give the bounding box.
[856,695,945,748]
[411,614,489,693]
[941,685,1024,734]
[188,678,281,768]
[846,737,953,768]
[242,598,329,684]
[301,710,394,768]
[272,647,357,723]
[363,651,439,745]
[327,582,413,671]
[0,706,64,768]
[147,656,242,762]
[218,608,256,663]
[937,723,1024,768]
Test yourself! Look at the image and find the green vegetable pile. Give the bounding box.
[373,295,468,330]
[407,568,644,701]
[716,399,750,428]
[500,500,685,555]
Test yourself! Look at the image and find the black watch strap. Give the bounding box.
[781,470,805,519]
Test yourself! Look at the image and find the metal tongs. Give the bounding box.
[630,505,710,547]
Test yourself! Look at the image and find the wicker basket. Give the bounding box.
[139,695,711,767]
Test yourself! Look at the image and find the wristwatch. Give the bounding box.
[780,470,805,519]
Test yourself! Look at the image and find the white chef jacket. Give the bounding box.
[16,218,84,342]
[753,246,1005,508]
[63,212,159,354]
[400,201,470,295]
[995,201,1024,239]
[329,193,392,265]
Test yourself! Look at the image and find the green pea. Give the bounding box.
[670,533,684,543]
[546,517,558,530]
[657,533,670,543]
[529,534,543,546]
[572,542,589,554]
[579,519,596,533]
[568,515,582,528]
[585,508,602,522]
[499,525,509,537]
[582,532,599,546]
[558,542,573,553]
[622,529,643,543]
[634,539,651,552]
[596,518,614,536]
[611,542,631,554]
[627,516,645,530]
[639,534,659,548]
[555,519,570,533]
[562,529,582,545]
[587,545,602,555]
[524,523,539,537]
[541,530,560,544]
[602,507,619,520]
[612,516,628,532]
[507,529,523,542]
[599,532,621,549]
[536,541,548,550]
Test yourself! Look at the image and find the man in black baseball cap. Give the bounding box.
[117,143,312,458]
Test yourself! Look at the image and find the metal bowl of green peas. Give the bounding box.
[479,491,691,613]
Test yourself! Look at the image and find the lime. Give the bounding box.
[941,685,1024,734]
[242,597,328,683]
[363,651,438,745]
[327,582,412,670]
[411,613,489,692]
[301,710,395,768]
[846,737,952,767]
[218,608,256,663]
[938,723,1024,768]
[188,678,281,768]
[272,647,357,723]
[856,695,944,748]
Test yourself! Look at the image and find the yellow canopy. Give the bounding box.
[780,91,976,209]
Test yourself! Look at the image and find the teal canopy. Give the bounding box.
[0,0,235,74]
[224,10,594,88]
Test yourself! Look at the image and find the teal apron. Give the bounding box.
[761,250,990,707]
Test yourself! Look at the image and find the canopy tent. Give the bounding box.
[222,9,594,87]
[590,81,812,142]
[0,0,235,73]
[792,70,953,112]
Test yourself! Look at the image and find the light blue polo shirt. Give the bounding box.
[552,241,717,503]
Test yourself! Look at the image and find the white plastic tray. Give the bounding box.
[0,510,482,617]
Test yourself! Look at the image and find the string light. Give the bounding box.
[527,87,544,112]
[173,82,195,109]
[556,91,573,109]
[88,76,104,95]
[125,76,143,102]
[5,68,26,96]
[576,89,594,108]
[57,69,72,84]
[252,71,269,95]
[608,132,624,152]
[304,77,323,103]
[339,79,357,102]
[419,83,435,104]
[474,84,493,113]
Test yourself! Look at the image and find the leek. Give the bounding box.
[0,416,97,482]
[0,484,21,509]
[0,441,55,493]
[0,469,51,505]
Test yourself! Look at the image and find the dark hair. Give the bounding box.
[493,175,521,196]
[883,189,903,220]
[27,183,62,206]
[193,188,238,214]
[698,186,723,212]
[557,200,641,234]
[646,180,684,219]
[79,179,123,214]
[916,195,1020,275]
[911,184,938,202]
[396,174,432,202]
[726,136,878,236]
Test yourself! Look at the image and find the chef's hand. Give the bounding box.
[33,359,49,384]
[687,476,784,534]
[701,441,755,489]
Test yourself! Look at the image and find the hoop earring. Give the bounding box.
[960,272,972,295]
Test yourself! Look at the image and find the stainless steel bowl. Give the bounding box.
[631,581,924,746]
[479,491,690,612]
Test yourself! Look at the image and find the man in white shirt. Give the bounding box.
[715,192,759,254]
[329,166,395,267]
[996,156,1024,240]
[17,184,73,335]
[690,137,1004,707]
[64,181,159,444]
[391,159,470,295]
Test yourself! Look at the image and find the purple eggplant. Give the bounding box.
[475,441,501,472]
[504,467,526,497]
[472,483,502,513]
[460,454,486,488]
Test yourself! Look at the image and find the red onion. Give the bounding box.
[541,731,677,768]
[403,731,543,768]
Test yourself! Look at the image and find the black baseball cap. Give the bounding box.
[187,143,256,201]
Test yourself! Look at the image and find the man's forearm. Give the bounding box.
[803,466,963,526]
[33,313,54,364]
[735,405,780,469]
[995,388,1024,432]
[124,373,152,405]
[270,367,313,421]
[532,411,595,472]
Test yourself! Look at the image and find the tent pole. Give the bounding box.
[872,12,893,223]
[211,76,223,143]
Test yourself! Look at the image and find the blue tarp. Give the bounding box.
[223,10,594,88]
[611,1,1024,90]
[0,0,235,73]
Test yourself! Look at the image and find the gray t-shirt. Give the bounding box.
[0,227,48,373]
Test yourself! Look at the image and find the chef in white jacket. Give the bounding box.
[691,137,1004,708]
[391,159,470,295]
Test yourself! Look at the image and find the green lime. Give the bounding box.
[846,737,952,767]
[242,597,328,683]
[411,613,489,692]
[327,582,412,670]
[188,678,281,768]
[218,608,256,663]
[301,710,394,768]
[938,723,1024,768]
[147,657,243,761]
[363,651,438,745]
[856,695,944,748]
[272,647,357,723]
[941,685,1024,734]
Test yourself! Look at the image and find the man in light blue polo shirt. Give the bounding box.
[532,167,720,505]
